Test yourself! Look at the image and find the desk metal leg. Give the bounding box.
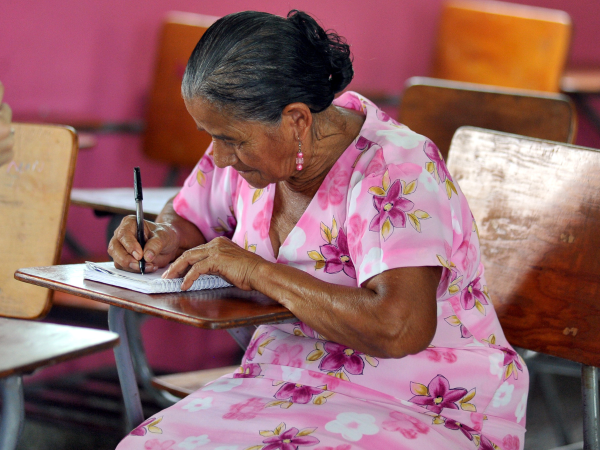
[227,326,256,351]
[124,310,180,407]
[108,306,144,431]
[582,365,600,450]
[0,375,24,450]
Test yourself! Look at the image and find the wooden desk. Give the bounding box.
[70,187,180,220]
[15,264,294,329]
[0,318,119,378]
[15,264,294,429]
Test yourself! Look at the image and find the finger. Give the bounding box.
[148,253,173,269]
[0,81,4,105]
[114,215,144,260]
[108,236,138,270]
[181,262,209,291]
[163,247,207,279]
[112,258,158,273]
[143,232,166,263]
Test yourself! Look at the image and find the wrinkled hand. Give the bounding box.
[0,82,15,167]
[162,236,266,291]
[108,215,180,272]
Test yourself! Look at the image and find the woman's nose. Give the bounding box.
[212,143,237,168]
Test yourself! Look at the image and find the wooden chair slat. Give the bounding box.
[447,127,600,367]
[151,365,240,398]
[0,123,78,319]
[399,77,577,160]
[0,318,118,378]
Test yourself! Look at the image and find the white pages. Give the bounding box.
[83,261,232,294]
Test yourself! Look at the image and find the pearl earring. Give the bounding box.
[296,138,304,171]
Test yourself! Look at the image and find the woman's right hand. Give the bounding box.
[108,215,181,273]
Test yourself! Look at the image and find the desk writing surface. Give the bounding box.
[15,264,295,329]
[0,318,119,378]
[70,187,180,219]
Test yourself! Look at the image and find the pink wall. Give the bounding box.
[2,0,600,256]
[3,0,600,374]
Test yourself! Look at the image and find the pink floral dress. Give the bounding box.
[117,92,528,450]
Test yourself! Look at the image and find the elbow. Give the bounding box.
[375,312,437,359]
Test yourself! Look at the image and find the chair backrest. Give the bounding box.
[0,123,78,319]
[431,0,571,92]
[143,11,218,167]
[398,77,577,160]
[447,127,600,367]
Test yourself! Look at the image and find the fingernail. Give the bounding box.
[132,251,141,260]
[130,262,139,270]
[145,250,155,261]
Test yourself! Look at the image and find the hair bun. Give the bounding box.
[287,10,353,95]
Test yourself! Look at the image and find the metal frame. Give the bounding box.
[582,365,600,450]
[0,376,24,450]
[109,304,282,429]
[108,306,144,430]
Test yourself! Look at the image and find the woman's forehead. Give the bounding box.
[186,97,281,139]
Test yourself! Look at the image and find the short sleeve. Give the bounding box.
[346,140,457,285]
[173,147,239,241]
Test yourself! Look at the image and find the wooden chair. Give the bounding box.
[447,127,600,450]
[0,124,119,450]
[398,76,577,160]
[431,0,572,92]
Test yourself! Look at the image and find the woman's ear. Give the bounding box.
[281,103,313,141]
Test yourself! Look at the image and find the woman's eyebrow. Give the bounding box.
[196,127,235,141]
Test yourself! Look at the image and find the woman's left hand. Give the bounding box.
[162,236,266,291]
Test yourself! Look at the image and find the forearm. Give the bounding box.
[250,261,438,359]
[156,198,207,255]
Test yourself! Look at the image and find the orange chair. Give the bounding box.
[431,0,571,92]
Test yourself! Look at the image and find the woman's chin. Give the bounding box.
[237,170,269,189]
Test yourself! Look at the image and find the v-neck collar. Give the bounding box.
[261,92,375,261]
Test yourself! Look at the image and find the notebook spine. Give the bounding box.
[151,275,230,293]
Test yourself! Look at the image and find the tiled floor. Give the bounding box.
[14,371,585,450]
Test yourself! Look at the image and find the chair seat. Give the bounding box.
[151,365,240,398]
[0,318,119,378]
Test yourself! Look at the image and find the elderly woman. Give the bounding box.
[111,10,528,450]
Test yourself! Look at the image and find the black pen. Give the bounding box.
[134,167,145,274]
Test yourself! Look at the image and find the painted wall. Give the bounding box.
[2,0,600,256]
[2,0,600,373]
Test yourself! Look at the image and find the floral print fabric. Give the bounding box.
[117,92,528,450]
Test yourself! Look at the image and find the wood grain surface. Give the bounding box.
[431,0,571,92]
[0,123,78,319]
[448,127,600,367]
[0,317,118,378]
[15,264,295,329]
[152,365,239,398]
[399,77,576,161]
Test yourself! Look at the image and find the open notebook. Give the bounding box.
[84,261,232,294]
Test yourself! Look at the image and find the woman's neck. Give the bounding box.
[283,105,365,197]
